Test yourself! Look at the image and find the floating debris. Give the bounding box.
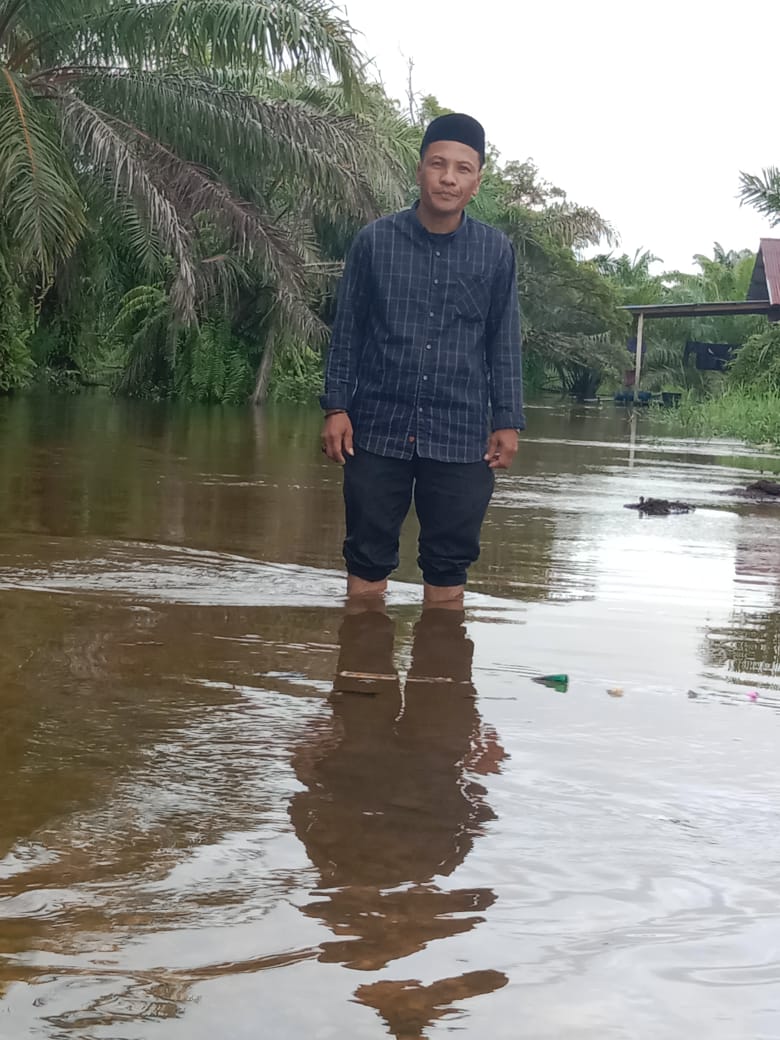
[625,496,695,516]
[607,687,624,698]
[533,674,569,693]
[747,690,759,701]
[723,479,780,499]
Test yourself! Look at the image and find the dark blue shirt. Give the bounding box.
[321,204,525,463]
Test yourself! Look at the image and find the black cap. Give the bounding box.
[420,113,486,166]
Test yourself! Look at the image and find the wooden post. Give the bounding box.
[628,410,637,468]
[633,312,645,403]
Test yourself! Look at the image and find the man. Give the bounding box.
[321,112,524,602]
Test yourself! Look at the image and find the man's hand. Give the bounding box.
[321,412,354,464]
[484,428,518,470]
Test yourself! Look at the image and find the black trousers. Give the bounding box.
[343,448,494,587]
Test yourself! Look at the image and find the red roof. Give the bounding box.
[747,238,780,306]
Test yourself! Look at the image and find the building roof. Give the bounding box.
[624,238,780,321]
[623,300,777,320]
[747,238,780,306]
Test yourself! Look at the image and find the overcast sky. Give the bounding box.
[341,0,778,272]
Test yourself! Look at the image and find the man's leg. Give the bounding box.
[333,604,400,696]
[414,458,494,603]
[343,448,415,597]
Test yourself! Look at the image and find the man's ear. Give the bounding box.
[415,160,423,187]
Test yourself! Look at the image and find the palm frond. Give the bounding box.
[739,167,780,225]
[0,69,85,278]
[60,92,320,324]
[58,94,198,319]
[55,67,391,219]
[47,0,363,97]
[535,203,617,249]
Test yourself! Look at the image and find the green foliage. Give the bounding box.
[0,0,413,400]
[0,71,85,278]
[0,266,35,392]
[178,321,253,405]
[674,389,780,446]
[739,168,780,226]
[727,325,780,393]
[110,285,171,397]
[594,245,767,397]
[109,287,254,404]
[267,345,324,403]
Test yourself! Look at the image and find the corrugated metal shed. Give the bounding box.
[747,238,780,306]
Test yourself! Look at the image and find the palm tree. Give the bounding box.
[739,167,780,226]
[0,0,415,395]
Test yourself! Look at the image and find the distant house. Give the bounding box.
[622,239,780,393]
[747,238,780,316]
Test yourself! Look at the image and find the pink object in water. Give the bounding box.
[748,691,759,701]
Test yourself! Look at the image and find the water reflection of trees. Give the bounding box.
[0,396,344,572]
[290,607,508,1036]
[705,608,780,678]
[702,541,780,680]
[0,395,570,604]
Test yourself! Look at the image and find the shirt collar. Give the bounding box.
[408,199,469,242]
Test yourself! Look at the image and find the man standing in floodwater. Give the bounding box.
[320,113,524,603]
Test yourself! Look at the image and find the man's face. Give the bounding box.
[416,140,483,218]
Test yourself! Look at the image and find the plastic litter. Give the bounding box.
[533,674,569,693]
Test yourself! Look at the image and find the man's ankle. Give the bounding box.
[347,574,388,599]
[423,582,465,606]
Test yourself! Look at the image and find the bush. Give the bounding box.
[727,325,780,393]
[268,347,324,404]
[0,279,35,393]
[674,388,780,445]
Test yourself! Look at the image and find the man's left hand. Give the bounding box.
[484,428,519,470]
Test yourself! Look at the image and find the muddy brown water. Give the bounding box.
[1,394,779,1039]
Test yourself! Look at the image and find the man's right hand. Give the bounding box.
[321,412,354,464]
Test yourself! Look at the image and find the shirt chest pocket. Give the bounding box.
[451,272,491,324]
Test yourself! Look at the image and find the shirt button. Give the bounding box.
[423,375,428,381]
[435,251,441,257]
[425,344,432,350]
[429,311,434,317]
[419,407,423,413]
[434,279,439,285]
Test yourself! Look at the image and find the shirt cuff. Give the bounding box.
[320,391,351,412]
[492,410,525,432]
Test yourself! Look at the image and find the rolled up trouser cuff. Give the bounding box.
[420,568,468,587]
[345,562,394,583]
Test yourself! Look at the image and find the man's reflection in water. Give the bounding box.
[290,604,508,1037]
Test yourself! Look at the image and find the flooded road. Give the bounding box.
[1,395,779,1039]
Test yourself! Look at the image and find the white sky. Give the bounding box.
[341,0,779,272]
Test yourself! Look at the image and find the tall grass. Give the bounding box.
[673,389,780,445]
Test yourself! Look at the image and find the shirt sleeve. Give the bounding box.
[319,232,370,412]
[486,239,525,431]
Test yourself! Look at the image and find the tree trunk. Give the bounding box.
[252,340,274,405]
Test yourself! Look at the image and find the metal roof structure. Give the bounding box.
[747,238,780,307]
[623,299,777,320]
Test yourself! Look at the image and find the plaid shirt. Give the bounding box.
[320,204,524,463]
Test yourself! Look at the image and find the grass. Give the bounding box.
[668,389,780,446]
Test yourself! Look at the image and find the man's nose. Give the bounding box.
[439,166,457,184]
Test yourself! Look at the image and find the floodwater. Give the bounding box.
[1,394,780,1040]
